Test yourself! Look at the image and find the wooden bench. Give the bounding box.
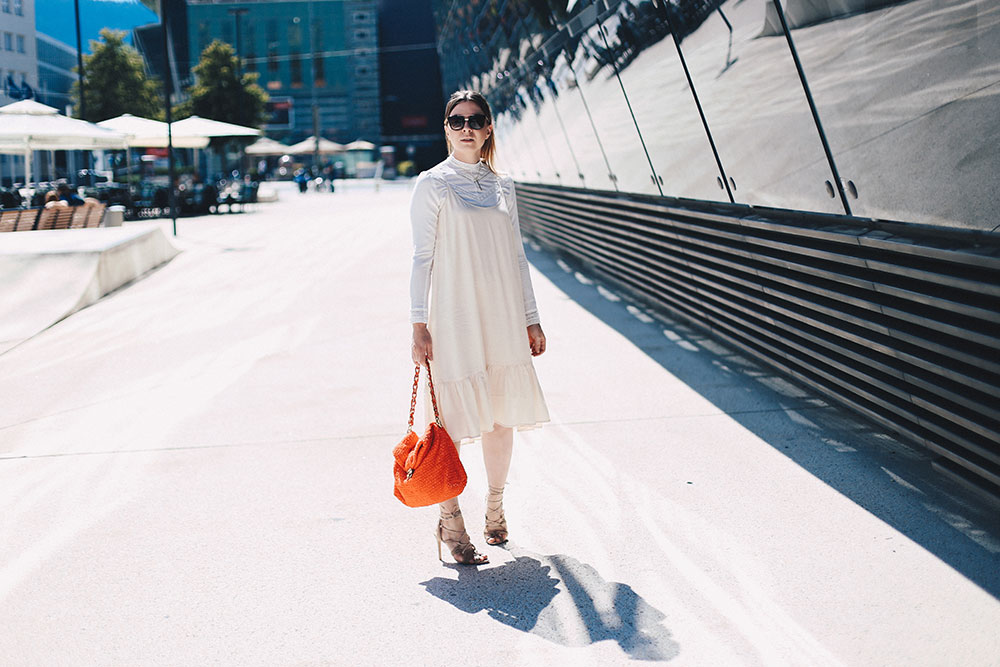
[0,203,105,232]
[0,208,42,232]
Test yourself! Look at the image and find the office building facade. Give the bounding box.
[377,0,446,171]
[35,31,76,110]
[184,0,380,143]
[0,0,38,104]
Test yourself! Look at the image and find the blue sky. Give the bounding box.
[36,0,157,52]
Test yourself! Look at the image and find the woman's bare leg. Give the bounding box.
[482,424,514,489]
[482,425,513,544]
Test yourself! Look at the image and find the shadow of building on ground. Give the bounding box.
[421,546,680,661]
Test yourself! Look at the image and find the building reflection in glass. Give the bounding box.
[430,0,999,230]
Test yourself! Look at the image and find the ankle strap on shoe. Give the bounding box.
[440,507,463,521]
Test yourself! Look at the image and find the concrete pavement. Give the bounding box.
[1,181,998,666]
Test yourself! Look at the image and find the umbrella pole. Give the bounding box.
[24,147,31,196]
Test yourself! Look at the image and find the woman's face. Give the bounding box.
[444,100,492,156]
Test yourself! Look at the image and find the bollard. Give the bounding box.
[105,205,125,227]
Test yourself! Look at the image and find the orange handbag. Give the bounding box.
[392,362,467,507]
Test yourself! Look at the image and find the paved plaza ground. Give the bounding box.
[1,181,998,665]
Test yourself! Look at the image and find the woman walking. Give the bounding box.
[410,90,549,565]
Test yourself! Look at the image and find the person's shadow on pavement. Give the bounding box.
[420,547,679,661]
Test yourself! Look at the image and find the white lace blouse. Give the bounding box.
[409,154,540,326]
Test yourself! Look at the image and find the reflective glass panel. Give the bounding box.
[675,0,842,212]
[790,0,1000,229]
[601,0,730,201]
[561,19,661,195]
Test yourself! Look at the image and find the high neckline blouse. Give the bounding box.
[439,154,502,208]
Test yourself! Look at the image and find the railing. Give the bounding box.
[516,182,1000,497]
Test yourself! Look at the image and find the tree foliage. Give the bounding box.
[175,40,268,128]
[72,28,163,122]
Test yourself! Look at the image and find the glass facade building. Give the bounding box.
[431,0,1000,231]
[185,0,380,143]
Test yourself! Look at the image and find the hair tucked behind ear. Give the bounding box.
[444,89,497,174]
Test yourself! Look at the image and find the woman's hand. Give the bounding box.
[412,323,433,364]
[527,323,546,356]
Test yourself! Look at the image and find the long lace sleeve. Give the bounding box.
[505,178,540,326]
[409,172,443,323]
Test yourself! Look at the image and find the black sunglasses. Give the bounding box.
[447,114,488,130]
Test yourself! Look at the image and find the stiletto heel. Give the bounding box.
[437,508,488,565]
[484,484,508,545]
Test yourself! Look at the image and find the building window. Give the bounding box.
[3,33,12,52]
[288,20,302,49]
[16,34,24,54]
[352,11,369,23]
[197,22,210,54]
[354,29,370,41]
[290,53,302,89]
[13,0,21,15]
[1,0,10,14]
[245,23,256,72]
[313,55,325,87]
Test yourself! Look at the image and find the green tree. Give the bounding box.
[176,40,268,128]
[71,28,163,122]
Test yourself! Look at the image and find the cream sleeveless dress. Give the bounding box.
[424,171,549,443]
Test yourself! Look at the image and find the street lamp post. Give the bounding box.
[73,0,92,186]
[228,7,249,76]
[161,2,177,236]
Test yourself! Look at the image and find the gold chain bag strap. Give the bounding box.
[392,362,467,507]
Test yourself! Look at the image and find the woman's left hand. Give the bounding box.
[527,324,546,356]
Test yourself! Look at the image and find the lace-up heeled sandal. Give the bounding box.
[484,485,508,545]
[436,508,488,565]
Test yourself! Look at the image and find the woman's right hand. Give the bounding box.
[412,323,433,364]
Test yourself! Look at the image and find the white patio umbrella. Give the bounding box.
[97,114,210,149]
[0,99,128,186]
[171,115,261,139]
[245,137,290,156]
[344,139,377,151]
[286,136,345,154]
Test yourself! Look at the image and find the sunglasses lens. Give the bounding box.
[447,114,488,130]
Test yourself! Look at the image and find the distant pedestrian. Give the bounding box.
[57,183,84,206]
[43,191,67,209]
[293,168,308,193]
[409,90,549,565]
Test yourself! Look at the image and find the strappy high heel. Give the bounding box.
[484,485,508,545]
[436,508,488,565]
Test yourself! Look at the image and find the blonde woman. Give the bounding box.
[410,90,549,565]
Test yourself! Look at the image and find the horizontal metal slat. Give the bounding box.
[518,183,1000,493]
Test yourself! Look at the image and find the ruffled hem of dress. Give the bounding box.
[429,361,550,444]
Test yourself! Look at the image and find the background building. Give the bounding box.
[1,0,38,185]
[1,0,38,104]
[134,0,191,91]
[376,0,445,172]
[181,0,380,144]
[35,31,76,110]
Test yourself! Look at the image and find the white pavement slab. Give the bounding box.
[0,181,997,666]
[0,227,179,353]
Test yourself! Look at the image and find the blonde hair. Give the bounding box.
[444,90,497,173]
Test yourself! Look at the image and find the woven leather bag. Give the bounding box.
[393,363,467,507]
